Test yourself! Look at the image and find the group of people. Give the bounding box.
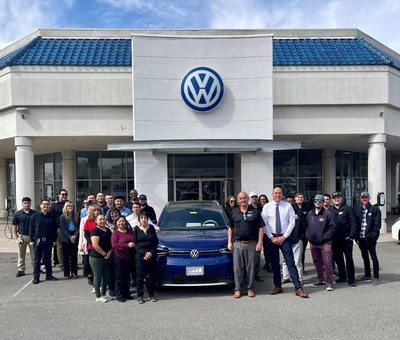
[12,189,159,304]
[226,187,382,298]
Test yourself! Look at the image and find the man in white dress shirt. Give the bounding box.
[262,186,308,298]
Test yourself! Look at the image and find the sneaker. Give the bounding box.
[91,287,95,294]
[95,297,108,303]
[371,278,380,286]
[335,278,347,284]
[311,281,325,287]
[326,284,334,291]
[39,269,45,274]
[149,296,158,302]
[137,296,144,304]
[358,275,371,281]
[16,271,25,277]
[46,275,58,281]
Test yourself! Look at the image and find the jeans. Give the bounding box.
[357,238,379,278]
[266,237,302,290]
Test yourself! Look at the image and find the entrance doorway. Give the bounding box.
[175,179,227,204]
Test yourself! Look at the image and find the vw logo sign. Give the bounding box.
[181,67,224,112]
[190,249,200,259]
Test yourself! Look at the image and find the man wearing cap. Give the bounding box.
[262,186,308,298]
[354,192,381,285]
[249,191,262,212]
[139,194,157,224]
[307,194,336,291]
[331,192,357,286]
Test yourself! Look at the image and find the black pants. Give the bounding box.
[34,238,53,279]
[83,249,93,281]
[357,238,379,278]
[113,255,132,299]
[135,253,157,298]
[332,238,355,283]
[108,254,115,292]
[61,241,78,277]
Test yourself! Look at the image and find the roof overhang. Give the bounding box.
[107,139,301,153]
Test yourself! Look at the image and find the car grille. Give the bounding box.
[159,275,234,287]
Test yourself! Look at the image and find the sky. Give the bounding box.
[1,0,400,53]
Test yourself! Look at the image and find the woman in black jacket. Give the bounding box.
[135,211,158,304]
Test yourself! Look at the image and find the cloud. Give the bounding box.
[0,0,73,49]
[207,0,400,53]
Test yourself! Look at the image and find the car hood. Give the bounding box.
[157,229,228,250]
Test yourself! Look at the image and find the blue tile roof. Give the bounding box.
[1,35,400,71]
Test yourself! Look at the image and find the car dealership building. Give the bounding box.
[1,28,400,232]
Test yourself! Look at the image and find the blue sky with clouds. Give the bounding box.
[1,0,400,53]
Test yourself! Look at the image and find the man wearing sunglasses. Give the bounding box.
[307,194,336,291]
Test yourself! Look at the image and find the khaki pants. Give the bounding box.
[17,234,34,272]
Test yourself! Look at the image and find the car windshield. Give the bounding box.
[158,207,228,231]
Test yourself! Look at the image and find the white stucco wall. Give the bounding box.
[132,34,273,141]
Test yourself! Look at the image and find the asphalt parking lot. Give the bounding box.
[1,222,400,340]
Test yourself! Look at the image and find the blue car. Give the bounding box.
[156,201,233,286]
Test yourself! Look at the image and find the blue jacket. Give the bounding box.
[60,215,80,243]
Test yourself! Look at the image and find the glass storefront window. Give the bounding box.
[101,151,126,180]
[76,151,101,180]
[299,150,322,177]
[274,149,322,201]
[274,150,296,177]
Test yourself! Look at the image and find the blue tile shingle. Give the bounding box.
[1,35,400,71]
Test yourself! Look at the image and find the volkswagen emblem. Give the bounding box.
[190,249,200,258]
[181,67,224,112]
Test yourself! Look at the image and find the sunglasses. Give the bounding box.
[314,200,323,203]
[230,200,236,203]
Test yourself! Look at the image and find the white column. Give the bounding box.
[0,158,7,217]
[241,152,273,197]
[323,148,336,195]
[368,134,386,233]
[62,150,75,202]
[15,137,35,210]
[134,151,168,219]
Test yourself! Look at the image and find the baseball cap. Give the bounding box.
[360,191,370,198]
[314,194,324,202]
[249,191,258,198]
[332,192,342,198]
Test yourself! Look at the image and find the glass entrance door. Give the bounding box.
[175,179,227,204]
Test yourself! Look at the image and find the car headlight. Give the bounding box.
[218,247,232,254]
[157,246,170,256]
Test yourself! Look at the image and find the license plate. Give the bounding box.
[186,266,204,276]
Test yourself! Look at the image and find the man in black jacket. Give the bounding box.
[330,192,357,286]
[354,191,382,285]
[29,199,58,284]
